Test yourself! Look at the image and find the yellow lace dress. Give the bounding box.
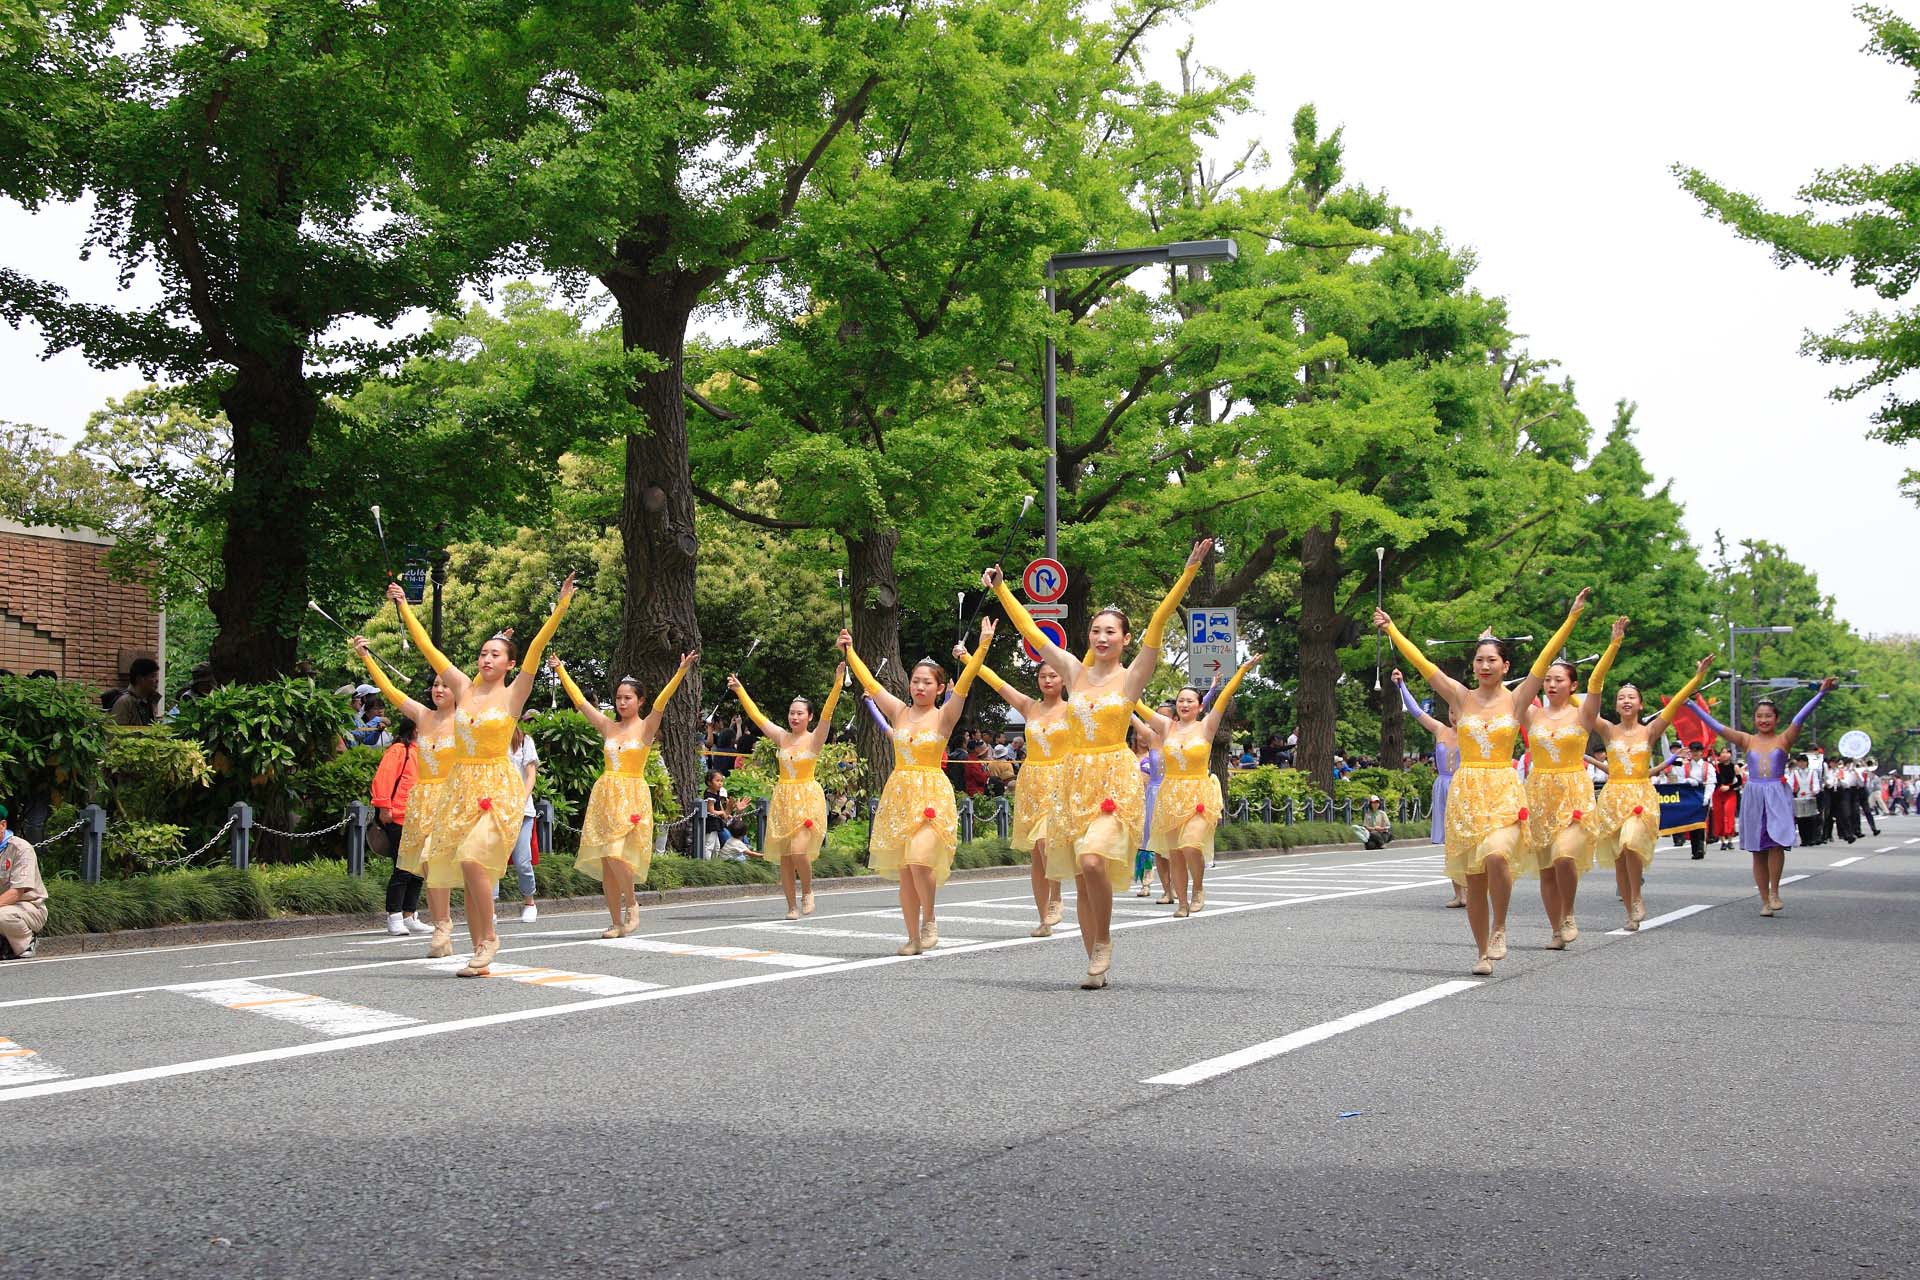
[765,744,829,861]
[869,720,959,886]
[1011,711,1073,853]
[397,726,454,876]
[1152,731,1223,863]
[425,707,526,889]
[1524,714,1598,874]
[1446,710,1528,880]
[1050,684,1145,890]
[576,738,656,884]
[1595,736,1659,869]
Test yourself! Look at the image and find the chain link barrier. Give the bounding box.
[33,817,86,847]
[148,816,238,873]
[252,814,354,841]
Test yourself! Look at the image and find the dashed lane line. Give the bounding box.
[1605,904,1713,936]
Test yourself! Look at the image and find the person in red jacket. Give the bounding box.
[370,720,428,936]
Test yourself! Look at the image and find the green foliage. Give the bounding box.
[254,859,383,917]
[1214,820,1426,852]
[101,727,212,822]
[825,820,872,860]
[0,675,109,808]
[1228,767,1328,806]
[45,866,274,937]
[288,747,383,825]
[102,821,188,876]
[174,680,356,795]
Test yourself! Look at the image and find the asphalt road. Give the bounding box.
[3,821,1916,1279]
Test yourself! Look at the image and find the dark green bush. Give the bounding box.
[288,746,383,824]
[45,866,273,936]
[0,674,109,813]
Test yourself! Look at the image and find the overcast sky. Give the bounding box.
[4,0,1916,634]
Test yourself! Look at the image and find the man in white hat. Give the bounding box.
[0,804,47,961]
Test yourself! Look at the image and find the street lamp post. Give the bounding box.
[1042,238,1238,559]
[1727,623,1794,757]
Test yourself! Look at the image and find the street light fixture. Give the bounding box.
[1042,238,1239,558]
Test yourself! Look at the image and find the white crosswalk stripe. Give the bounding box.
[419,960,663,996]
[171,980,420,1037]
[0,1037,67,1086]
[733,923,983,947]
[587,936,841,968]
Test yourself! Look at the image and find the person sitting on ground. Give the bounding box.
[0,804,47,962]
[1354,795,1393,850]
[111,657,162,726]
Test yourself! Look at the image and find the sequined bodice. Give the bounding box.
[891,719,948,770]
[1024,710,1074,763]
[1531,715,1589,773]
[416,726,456,781]
[1163,732,1212,778]
[1749,746,1788,782]
[451,708,516,763]
[1605,737,1652,781]
[1456,711,1520,767]
[777,743,817,783]
[1068,684,1133,754]
[1434,738,1459,777]
[602,736,651,779]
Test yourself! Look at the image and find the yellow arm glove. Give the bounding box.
[1383,621,1442,686]
[552,660,592,714]
[977,664,1015,699]
[1529,601,1583,681]
[1214,658,1256,711]
[652,663,689,716]
[990,577,1054,657]
[1664,665,1710,720]
[1142,559,1201,650]
[844,645,885,698]
[953,630,991,698]
[816,673,842,729]
[1588,631,1622,696]
[395,596,455,679]
[519,593,573,677]
[731,680,777,736]
[358,649,410,713]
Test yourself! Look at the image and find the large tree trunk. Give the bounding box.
[1296,520,1344,798]
[604,271,705,827]
[846,528,907,796]
[207,351,317,681]
[1378,679,1405,770]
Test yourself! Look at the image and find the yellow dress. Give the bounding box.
[1524,714,1597,874]
[731,676,841,861]
[398,727,454,876]
[1011,710,1073,852]
[1047,683,1144,890]
[425,707,526,889]
[1446,712,1527,880]
[1595,737,1660,869]
[1152,731,1223,862]
[869,720,960,886]
[576,738,657,884]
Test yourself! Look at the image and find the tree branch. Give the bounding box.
[690,482,816,530]
[1214,527,1286,603]
[684,387,740,422]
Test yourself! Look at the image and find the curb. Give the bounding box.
[31,838,1406,958]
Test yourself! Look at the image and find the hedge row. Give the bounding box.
[43,825,1415,938]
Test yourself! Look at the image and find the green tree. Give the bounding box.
[1676,4,1920,499]
[0,0,503,680]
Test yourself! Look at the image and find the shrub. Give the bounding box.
[0,674,109,813]
[174,678,356,791]
[45,866,274,936]
[102,726,212,824]
[256,858,383,916]
[1227,766,1328,808]
[824,818,870,858]
[288,746,383,825]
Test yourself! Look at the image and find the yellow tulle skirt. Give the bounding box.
[396,777,441,877]
[1011,759,1065,852]
[1151,774,1223,863]
[424,759,524,890]
[1594,778,1660,869]
[762,779,827,860]
[576,772,654,885]
[1524,770,1598,876]
[1444,765,1528,881]
[870,766,956,886]
[1047,746,1142,890]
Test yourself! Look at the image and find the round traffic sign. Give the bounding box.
[1023,619,1068,663]
[1022,557,1067,604]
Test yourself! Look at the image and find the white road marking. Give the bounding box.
[1606,904,1712,936]
[1780,874,1809,885]
[1141,981,1481,1087]
[0,1037,67,1086]
[853,912,1033,930]
[419,960,662,996]
[586,937,840,968]
[172,980,419,1037]
[733,924,984,947]
[1830,856,1864,867]
[1906,838,1920,846]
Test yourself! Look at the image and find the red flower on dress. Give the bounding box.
[1195,803,1206,815]
[802,819,814,830]
[478,797,493,812]
[1516,807,1529,822]
[1632,805,1645,816]
[629,814,641,825]
[923,806,936,821]
[1571,809,1583,822]
[1100,797,1117,814]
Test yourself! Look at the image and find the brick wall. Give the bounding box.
[0,520,159,692]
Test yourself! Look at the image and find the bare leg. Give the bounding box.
[1486,848,1515,944]
[1464,870,1491,969]
[1186,846,1206,907]
[1766,848,1786,903]
[1751,851,1769,898]
[897,874,922,950]
[907,862,938,943]
[1153,854,1174,903]
[601,860,634,935]
[458,861,496,947]
[1074,853,1113,945]
[1171,849,1192,913]
[425,886,452,929]
[1030,839,1052,921]
[778,850,799,916]
[791,854,814,911]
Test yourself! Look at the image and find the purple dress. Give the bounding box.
[1430,739,1457,846]
[1740,746,1797,852]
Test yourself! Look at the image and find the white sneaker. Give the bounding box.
[385,912,409,936]
[519,904,538,924]
[403,916,434,936]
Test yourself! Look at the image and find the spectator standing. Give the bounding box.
[111,658,162,726]
[170,662,215,715]
[370,721,432,936]
[0,804,46,961]
[503,727,541,921]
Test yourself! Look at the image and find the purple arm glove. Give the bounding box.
[1399,680,1424,719]
[1790,688,1826,731]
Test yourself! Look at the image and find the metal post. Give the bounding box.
[536,799,555,859]
[430,547,449,652]
[754,799,767,853]
[960,799,976,844]
[229,801,253,870]
[1728,623,1738,760]
[996,795,1011,841]
[1262,797,1272,825]
[1042,266,1058,561]
[345,802,369,877]
[80,804,106,884]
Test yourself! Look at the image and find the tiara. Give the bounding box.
[616,674,639,685]
[491,628,514,643]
